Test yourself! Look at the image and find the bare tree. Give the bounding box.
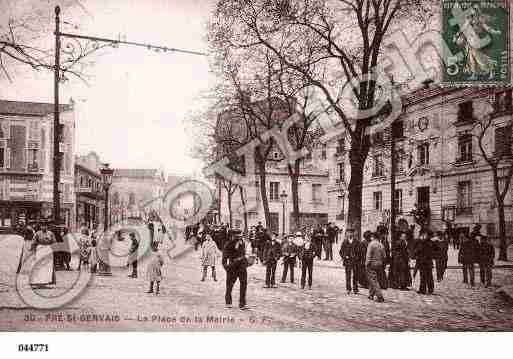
[0,0,108,82]
[209,0,434,236]
[473,96,513,261]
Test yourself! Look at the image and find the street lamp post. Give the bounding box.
[101,163,114,231]
[98,163,114,275]
[280,190,288,236]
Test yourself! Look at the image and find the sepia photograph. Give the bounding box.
[0,0,512,343]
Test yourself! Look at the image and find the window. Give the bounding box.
[129,192,136,206]
[255,180,260,200]
[270,182,280,201]
[27,149,38,171]
[80,176,84,187]
[457,101,474,122]
[495,89,512,112]
[392,120,404,139]
[337,162,345,183]
[373,154,384,177]
[457,181,472,213]
[373,191,382,211]
[495,125,512,157]
[273,152,279,160]
[394,189,403,213]
[418,143,430,165]
[312,183,321,202]
[305,151,312,160]
[0,148,4,168]
[458,134,473,162]
[29,121,39,140]
[336,138,345,154]
[321,144,327,160]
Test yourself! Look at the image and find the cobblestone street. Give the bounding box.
[1,233,513,331]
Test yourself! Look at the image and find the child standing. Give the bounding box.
[200,234,220,281]
[146,243,164,295]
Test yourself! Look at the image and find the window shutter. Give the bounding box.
[39,150,45,171]
[5,148,10,169]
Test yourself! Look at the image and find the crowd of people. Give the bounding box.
[13,216,498,308]
[188,220,498,309]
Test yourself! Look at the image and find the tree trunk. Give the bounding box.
[227,189,233,228]
[497,200,508,261]
[288,160,301,231]
[257,159,271,228]
[347,143,368,239]
[217,177,222,225]
[239,186,248,235]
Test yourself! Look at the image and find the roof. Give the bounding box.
[401,85,463,107]
[0,100,72,116]
[113,168,161,179]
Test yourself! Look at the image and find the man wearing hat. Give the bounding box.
[263,232,282,288]
[222,231,249,309]
[339,228,363,294]
[281,234,298,283]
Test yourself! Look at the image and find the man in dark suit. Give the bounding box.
[222,232,248,310]
[299,236,317,289]
[263,233,282,288]
[312,224,323,260]
[326,223,337,260]
[414,230,436,294]
[339,228,362,294]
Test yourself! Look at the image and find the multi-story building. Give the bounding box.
[323,84,513,239]
[110,168,167,222]
[74,151,106,231]
[214,95,330,233]
[0,99,75,229]
[217,157,329,234]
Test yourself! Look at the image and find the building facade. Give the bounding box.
[110,169,167,223]
[323,85,513,239]
[75,152,106,231]
[0,100,76,229]
[217,146,330,234]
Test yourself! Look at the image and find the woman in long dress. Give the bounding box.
[20,224,56,287]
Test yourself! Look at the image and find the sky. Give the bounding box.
[0,0,216,177]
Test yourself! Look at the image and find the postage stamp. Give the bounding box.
[441,0,510,86]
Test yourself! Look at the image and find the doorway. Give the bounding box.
[417,186,430,209]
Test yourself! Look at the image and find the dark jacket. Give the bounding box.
[414,239,436,268]
[327,227,337,242]
[435,238,449,260]
[312,229,324,243]
[299,242,317,261]
[478,242,495,265]
[222,239,247,270]
[339,240,364,266]
[281,241,298,258]
[263,241,282,264]
[458,238,479,264]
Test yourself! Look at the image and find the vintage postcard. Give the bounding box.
[0,0,513,340]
